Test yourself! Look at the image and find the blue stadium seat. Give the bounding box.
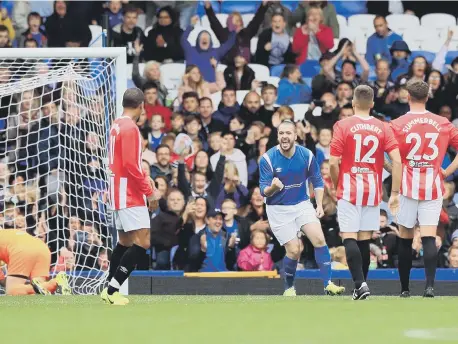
[446,51,458,65]
[299,60,321,78]
[282,1,299,12]
[270,64,285,77]
[330,0,367,18]
[220,1,259,14]
[410,51,436,63]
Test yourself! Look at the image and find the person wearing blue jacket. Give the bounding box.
[277,64,312,105]
[181,16,236,83]
[365,16,403,65]
[389,40,411,82]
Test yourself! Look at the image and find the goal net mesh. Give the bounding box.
[0,56,119,295]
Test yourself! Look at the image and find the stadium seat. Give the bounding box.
[347,14,375,38]
[299,61,321,78]
[330,38,340,52]
[403,26,440,51]
[187,26,220,47]
[241,14,255,26]
[440,26,458,51]
[248,63,270,81]
[250,37,258,55]
[446,51,458,64]
[200,15,225,29]
[89,25,103,47]
[331,0,367,17]
[421,13,457,35]
[386,14,420,37]
[339,25,358,42]
[290,104,310,122]
[167,89,179,104]
[236,90,250,104]
[160,63,186,90]
[221,1,259,14]
[211,91,222,110]
[138,63,145,76]
[216,64,227,73]
[267,76,280,87]
[282,1,298,12]
[410,51,436,63]
[144,26,152,37]
[337,14,347,28]
[126,64,133,78]
[137,13,146,31]
[270,64,285,77]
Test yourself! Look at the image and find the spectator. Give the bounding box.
[311,52,335,99]
[199,209,237,272]
[448,246,458,268]
[96,248,109,272]
[223,54,256,91]
[143,82,172,130]
[143,6,184,63]
[204,1,268,66]
[24,38,38,48]
[180,92,200,117]
[237,230,274,271]
[451,230,458,248]
[365,15,403,65]
[183,115,203,143]
[104,0,123,29]
[154,175,169,199]
[18,12,47,48]
[178,65,225,102]
[238,91,262,126]
[389,40,411,82]
[133,60,168,105]
[181,16,236,83]
[0,25,10,48]
[324,41,370,88]
[192,150,214,181]
[304,92,339,130]
[277,64,312,105]
[292,1,339,38]
[261,2,293,35]
[258,84,279,130]
[399,56,431,85]
[380,85,410,120]
[151,144,172,182]
[111,5,145,64]
[213,161,249,209]
[150,189,185,270]
[426,70,446,114]
[0,7,14,41]
[292,6,334,65]
[316,127,332,159]
[212,87,240,125]
[145,1,197,31]
[371,59,394,112]
[338,104,354,120]
[149,114,165,152]
[255,13,295,68]
[199,97,225,141]
[335,81,353,108]
[171,114,184,135]
[221,199,251,248]
[211,132,248,187]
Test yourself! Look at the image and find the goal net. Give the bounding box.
[0,48,127,295]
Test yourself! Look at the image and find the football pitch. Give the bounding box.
[1,296,458,344]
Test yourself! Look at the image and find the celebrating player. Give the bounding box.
[329,85,402,300]
[102,88,161,305]
[0,229,71,296]
[259,120,345,296]
[390,79,458,298]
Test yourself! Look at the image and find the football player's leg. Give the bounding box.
[6,251,36,295]
[30,245,53,295]
[283,237,302,295]
[108,213,132,281]
[357,232,372,281]
[6,275,35,295]
[358,205,379,281]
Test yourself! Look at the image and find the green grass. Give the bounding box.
[1,296,458,344]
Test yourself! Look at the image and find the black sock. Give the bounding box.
[343,238,364,289]
[397,238,413,292]
[421,236,437,289]
[357,239,370,281]
[107,244,146,295]
[108,243,129,281]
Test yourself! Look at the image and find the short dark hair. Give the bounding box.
[271,12,285,21]
[380,209,388,218]
[261,84,277,95]
[28,12,41,22]
[24,38,38,47]
[199,97,212,105]
[342,59,356,71]
[230,114,245,125]
[406,78,429,102]
[124,5,138,15]
[339,103,353,113]
[185,114,200,125]
[337,81,353,89]
[122,88,144,108]
[0,25,9,34]
[193,171,207,180]
[155,144,170,154]
[222,87,236,95]
[182,91,199,103]
[374,15,386,23]
[142,81,158,92]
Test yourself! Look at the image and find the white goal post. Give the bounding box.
[0,48,127,294]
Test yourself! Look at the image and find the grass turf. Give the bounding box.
[1,296,458,344]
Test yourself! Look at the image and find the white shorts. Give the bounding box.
[114,206,150,232]
[266,200,320,246]
[396,195,442,228]
[337,199,379,233]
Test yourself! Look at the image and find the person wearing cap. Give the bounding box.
[365,15,402,65]
[199,208,237,272]
[389,40,411,82]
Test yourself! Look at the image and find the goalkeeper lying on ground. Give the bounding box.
[0,229,71,295]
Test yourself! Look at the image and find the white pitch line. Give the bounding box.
[404,328,458,341]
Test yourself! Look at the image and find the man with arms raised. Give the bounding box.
[102,88,160,305]
[329,85,402,300]
[390,79,458,298]
[259,120,345,296]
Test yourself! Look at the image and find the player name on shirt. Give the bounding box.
[350,123,382,134]
[402,117,441,133]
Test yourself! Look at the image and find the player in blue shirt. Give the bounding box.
[259,120,345,296]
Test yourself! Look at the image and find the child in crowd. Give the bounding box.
[171,113,185,135]
[105,1,123,29]
[19,12,47,47]
[149,114,165,152]
[316,127,332,159]
[237,230,274,271]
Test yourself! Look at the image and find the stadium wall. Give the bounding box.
[125,269,458,296]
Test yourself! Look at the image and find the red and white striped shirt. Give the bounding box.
[390,111,458,200]
[330,115,398,206]
[108,116,154,210]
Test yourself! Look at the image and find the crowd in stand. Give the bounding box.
[0,1,457,273]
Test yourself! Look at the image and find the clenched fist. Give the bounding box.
[271,177,284,192]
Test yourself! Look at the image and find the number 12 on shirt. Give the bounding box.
[354,134,379,163]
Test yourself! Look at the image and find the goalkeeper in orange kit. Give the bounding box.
[0,229,71,295]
